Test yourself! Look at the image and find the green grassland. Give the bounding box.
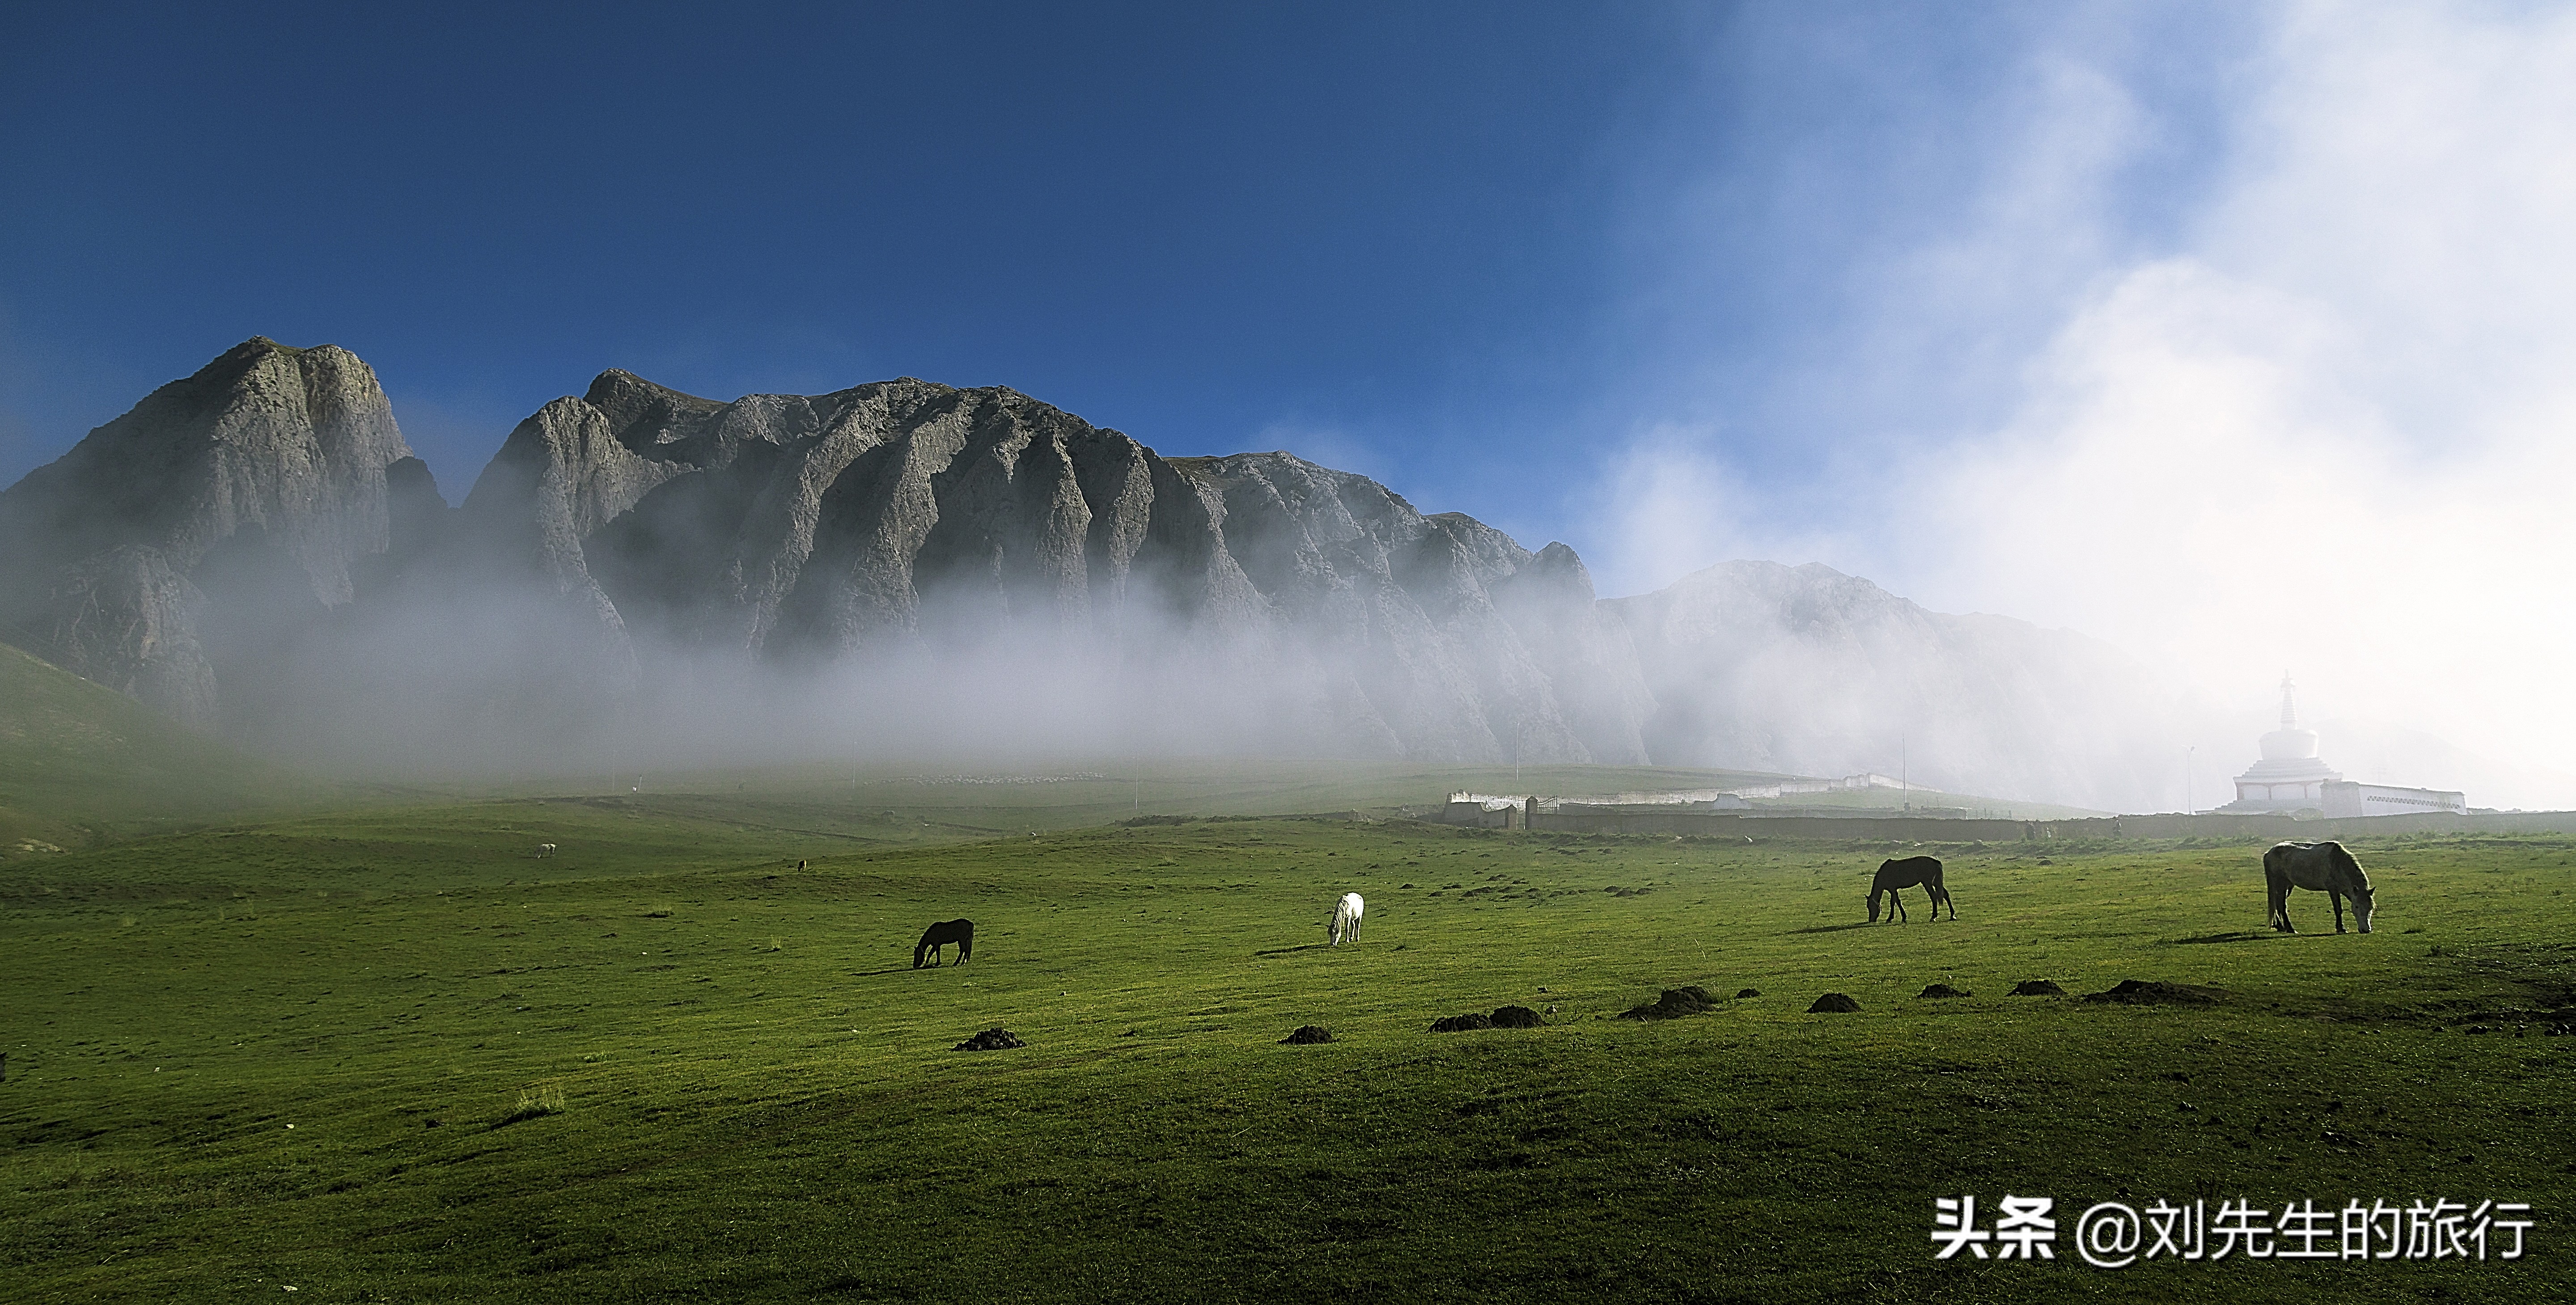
[4,796,2570,1303]
[398,757,1857,832]
[0,643,337,854]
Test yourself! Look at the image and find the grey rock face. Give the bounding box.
[448,373,1631,762]
[0,341,2194,803]
[0,338,412,726]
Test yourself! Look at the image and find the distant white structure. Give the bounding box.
[1443,771,1902,818]
[2218,674,2464,816]
[2320,780,2466,819]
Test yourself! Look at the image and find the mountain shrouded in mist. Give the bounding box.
[0,339,412,728]
[0,339,2184,807]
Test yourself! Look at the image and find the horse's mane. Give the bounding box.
[2328,842,2369,886]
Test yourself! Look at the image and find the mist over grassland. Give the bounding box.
[0,343,2241,815]
[1587,3,2576,812]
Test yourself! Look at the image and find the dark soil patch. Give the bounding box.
[954,1028,1025,1051]
[2083,979,2229,1005]
[2010,980,2067,997]
[1917,984,1971,999]
[1808,993,1861,1013]
[1488,1005,1544,1029]
[1280,1024,1334,1045]
[1429,1013,1494,1033]
[1735,988,1761,999]
[1618,986,1716,1021]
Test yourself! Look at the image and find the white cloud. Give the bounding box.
[1610,0,2576,808]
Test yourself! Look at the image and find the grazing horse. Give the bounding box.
[1868,856,1954,923]
[1330,893,1365,946]
[2265,841,2375,934]
[914,918,975,968]
[535,843,556,858]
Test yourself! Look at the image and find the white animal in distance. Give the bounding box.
[1330,892,1365,946]
[536,843,557,858]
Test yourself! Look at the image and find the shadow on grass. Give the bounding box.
[1785,922,1878,935]
[2160,931,2274,946]
[854,966,921,977]
[1252,944,1332,957]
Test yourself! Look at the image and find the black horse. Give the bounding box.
[1868,856,1955,923]
[2264,841,2375,934]
[914,918,975,968]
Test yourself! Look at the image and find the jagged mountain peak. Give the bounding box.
[1,340,2192,803]
[0,337,413,728]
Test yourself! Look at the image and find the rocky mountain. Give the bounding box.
[446,370,1651,762]
[0,338,2193,805]
[0,338,414,728]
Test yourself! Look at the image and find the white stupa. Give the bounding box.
[2219,673,2342,813]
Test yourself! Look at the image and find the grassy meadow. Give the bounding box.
[0,643,338,854]
[3,793,2571,1302]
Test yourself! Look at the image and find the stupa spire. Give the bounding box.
[2279,672,2298,729]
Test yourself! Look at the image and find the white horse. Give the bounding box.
[1330,892,1365,946]
[536,843,557,858]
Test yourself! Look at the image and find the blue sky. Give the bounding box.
[7,2,2574,802]
[2,1,2230,571]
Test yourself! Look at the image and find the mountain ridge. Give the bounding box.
[0,338,2186,805]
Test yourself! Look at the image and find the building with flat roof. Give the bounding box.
[2321,780,2466,818]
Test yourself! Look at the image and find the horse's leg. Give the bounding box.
[2332,891,2346,934]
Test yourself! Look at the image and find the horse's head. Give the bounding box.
[2351,884,2375,933]
[1866,891,1881,923]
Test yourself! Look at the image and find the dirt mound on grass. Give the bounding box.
[2010,980,2067,997]
[1280,1025,1335,1045]
[1618,986,1716,1020]
[1429,1012,1495,1033]
[1489,1005,1544,1029]
[2084,979,2228,1005]
[1918,984,1971,999]
[1807,993,1861,1013]
[954,1028,1025,1051]
[1735,988,1762,999]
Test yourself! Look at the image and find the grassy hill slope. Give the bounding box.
[0,641,330,855]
